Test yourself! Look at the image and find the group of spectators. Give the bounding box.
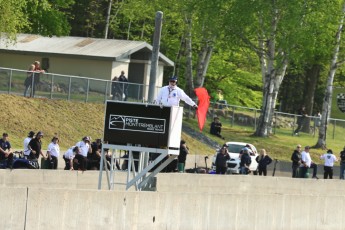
[291,144,343,179]
[0,130,107,171]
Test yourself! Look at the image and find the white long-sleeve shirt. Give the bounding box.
[300,151,312,167]
[156,85,196,107]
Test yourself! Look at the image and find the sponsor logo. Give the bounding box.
[109,115,165,133]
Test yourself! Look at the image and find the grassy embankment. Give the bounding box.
[1,94,343,163]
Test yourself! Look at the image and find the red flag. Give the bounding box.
[194,87,210,132]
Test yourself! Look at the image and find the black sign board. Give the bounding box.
[104,101,171,147]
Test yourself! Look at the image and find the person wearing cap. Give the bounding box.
[74,136,92,170]
[23,131,35,158]
[47,136,60,169]
[155,76,198,108]
[28,131,46,163]
[0,133,13,168]
[291,144,302,178]
[63,146,80,170]
[299,146,312,178]
[320,149,337,179]
[177,140,189,173]
[339,147,345,179]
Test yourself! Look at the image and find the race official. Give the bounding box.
[155,76,198,108]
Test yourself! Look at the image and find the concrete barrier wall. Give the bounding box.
[2,187,344,230]
[0,187,27,230]
[0,169,132,191]
[156,173,345,195]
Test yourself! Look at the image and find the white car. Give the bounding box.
[212,142,258,174]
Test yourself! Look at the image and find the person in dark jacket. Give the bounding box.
[291,144,302,178]
[255,149,272,176]
[177,140,189,172]
[339,146,345,179]
[240,148,252,175]
[215,144,230,174]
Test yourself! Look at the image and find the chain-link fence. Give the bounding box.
[207,101,345,139]
[0,67,160,103]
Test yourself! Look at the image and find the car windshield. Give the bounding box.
[227,144,245,154]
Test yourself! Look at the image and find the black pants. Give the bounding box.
[63,156,71,170]
[292,165,300,178]
[50,156,58,169]
[258,167,267,176]
[216,166,227,174]
[324,166,333,179]
[74,154,88,171]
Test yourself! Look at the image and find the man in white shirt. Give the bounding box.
[300,146,312,178]
[320,149,337,179]
[63,146,80,170]
[155,76,198,108]
[74,136,92,170]
[23,131,35,158]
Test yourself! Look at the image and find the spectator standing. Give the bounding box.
[255,149,272,176]
[294,106,308,135]
[240,148,252,175]
[28,131,46,167]
[75,136,92,170]
[0,133,13,168]
[340,146,345,179]
[177,140,189,173]
[210,117,225,140]
[111,76,123,100]
[155,76,198,108]
[320,149,337,179]
[24,61,45,97]
[299,146,312,178]
[291,144,302,178]
[215,145,230,174]
[63,146,80,170]
[118,71,129,101]
[47,136,60,169]
[23,131,35,158]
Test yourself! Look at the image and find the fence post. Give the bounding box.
[292,115,296,136]
[68,77,72,100]
[333,120,336,140]
[273,111,276,135]
[231,106,235,127]
[104,80,109,103]
[85,79,90,102]
[50,74,54,99]
[8,69,12,94]
[254,109,257,130]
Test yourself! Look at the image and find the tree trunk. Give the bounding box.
[195,39,214,88]
[104,0,113,39]
[301,63,321,133]
[315,1,345,148]
[185,17,194,96]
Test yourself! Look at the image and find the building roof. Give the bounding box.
[0,34,174,66]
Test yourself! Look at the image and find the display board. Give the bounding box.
[331,87,345,119]
[103,101,183,154]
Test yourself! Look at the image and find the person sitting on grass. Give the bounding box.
[210,117,225,140]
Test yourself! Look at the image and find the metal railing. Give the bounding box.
[207,101,345,140]
[0,67,161,103]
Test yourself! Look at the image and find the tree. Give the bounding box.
[316,1,345,148]
[0,0,29,42]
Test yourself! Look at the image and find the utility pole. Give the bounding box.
[148,11,163,102]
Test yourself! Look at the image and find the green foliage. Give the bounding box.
[0,0,28,41]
